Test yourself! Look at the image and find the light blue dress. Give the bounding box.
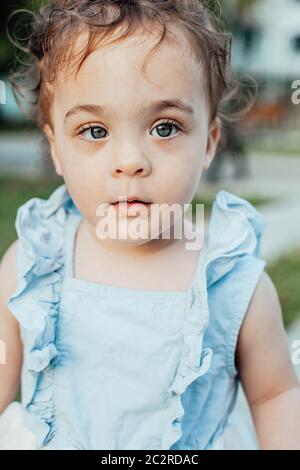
[6,184,267,450]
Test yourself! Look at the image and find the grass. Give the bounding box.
[0,175,62,258]
[266,248,300,328]
[245,129,300,158]
[248,147,300,157]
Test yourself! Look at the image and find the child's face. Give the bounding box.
[44,27,220,243]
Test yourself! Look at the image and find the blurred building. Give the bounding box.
[205,0,300,182]
[233,0,300,81]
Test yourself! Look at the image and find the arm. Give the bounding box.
[236,270,300,450]
[0,240,23,414]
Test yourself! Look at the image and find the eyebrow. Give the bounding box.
[64,98,195,122]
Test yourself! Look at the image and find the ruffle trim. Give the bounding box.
[161,285,212,449]
[160,190,266,450]
[205,190,266,287]
[6,184,76,448]
[7,185,266,450]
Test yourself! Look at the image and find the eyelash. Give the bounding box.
[77,119,185,143]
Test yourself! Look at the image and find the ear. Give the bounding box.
[43,124,63,176]
[203,117,221,171]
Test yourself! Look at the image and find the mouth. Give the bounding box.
[112,200,152,210]
[111,196,152,205]
[110,199,152,216]
[112,200,151,205]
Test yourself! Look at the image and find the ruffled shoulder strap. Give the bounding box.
[145,190,267,450]
[169,191,267,449]
[6,183,78,448]
[204,190,267,288]
[203,190,267,381]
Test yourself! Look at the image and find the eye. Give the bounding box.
[77,119,184,143]
[151,119,183,140]
[78,125,108,142]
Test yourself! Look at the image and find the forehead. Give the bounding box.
[54,27,207,116]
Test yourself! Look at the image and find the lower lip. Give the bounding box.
[111,201,151,217]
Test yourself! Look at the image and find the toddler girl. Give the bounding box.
[0,0,299,450]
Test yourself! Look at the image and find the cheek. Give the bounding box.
[56,137,106,188]
[65,179,109,229]
[59,156,109,225]
[160,149,204,203]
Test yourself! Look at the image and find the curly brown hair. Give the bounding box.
[7,0,250,160]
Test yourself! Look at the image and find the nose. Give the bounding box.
[110,146,151,178]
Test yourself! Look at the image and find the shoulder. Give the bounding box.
[236,270,298,403]
[0,240,19,298]
[0,240,19,323]
[237,270,283,353]
[0,240,18,270]
[205,251,267,376]
[250,269,279,304]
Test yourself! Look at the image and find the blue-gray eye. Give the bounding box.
[151,120,181,139]
[79,120,182,142]
[79,126,107,141]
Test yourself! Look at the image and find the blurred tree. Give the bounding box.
[0,0,44,74]
[204,0,258,183]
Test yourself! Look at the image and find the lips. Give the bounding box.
[110,199,151,217]
[112,200,151,207]
[111,197,151,204]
